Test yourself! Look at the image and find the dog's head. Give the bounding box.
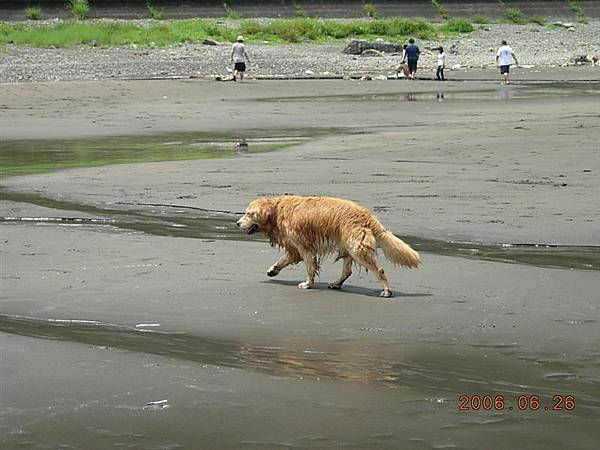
[237,198,275,235]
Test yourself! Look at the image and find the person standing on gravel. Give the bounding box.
[395,44,409,79]
[405,38,420,80]
[496,40,518,85]
[231,35,250,82]
[436,46,446,81]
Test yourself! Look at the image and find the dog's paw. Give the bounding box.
[328,282,341,290]
[380,289,393,298]
[298,281,313,290]
[266,267,279,277]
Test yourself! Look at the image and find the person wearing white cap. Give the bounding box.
[231,35,251,81]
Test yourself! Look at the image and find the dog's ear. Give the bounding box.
[261,200,276,227]
[263,212,272,225]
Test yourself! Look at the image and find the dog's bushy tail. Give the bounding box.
[377,231,421,268]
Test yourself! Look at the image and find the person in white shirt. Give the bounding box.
[496,40,519,85]
[395,44,409,79]
[231,35,250,81]
[436,47,446,81]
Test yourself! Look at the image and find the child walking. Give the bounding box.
[436,47,446,81]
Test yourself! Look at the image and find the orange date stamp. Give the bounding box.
[458,394,575,412]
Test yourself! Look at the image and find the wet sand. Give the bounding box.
[1,73,599,448]
[2,74,599,244]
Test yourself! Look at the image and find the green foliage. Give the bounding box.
[222,2,240,19]
[505,8,526,24]
[439,18,473,33]
[472,15,490,24]
[569,1,583,14]
[170,19,235,43]
[432,0,449,20]
[25,6,43,20]
[363,3,379,19]
[67,0,90,20]
[147,3,164,20]
[292,1,307,18]
[529,16,545,26]
[0,17,475,48]
[569,1,588,23]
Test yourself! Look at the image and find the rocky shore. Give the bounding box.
[1,20,599,83]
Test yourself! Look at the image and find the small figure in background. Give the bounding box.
[405,38,421,80]
[436,46,446,81]
[496,40,518,85]
[231,35,251,81]
[396,44,409,79]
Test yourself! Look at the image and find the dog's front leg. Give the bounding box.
[267,251,300,277]
[298,253,318,290]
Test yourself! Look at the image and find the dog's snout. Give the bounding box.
[236,218,241,227]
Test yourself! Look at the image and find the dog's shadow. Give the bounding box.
[261,279,431,299]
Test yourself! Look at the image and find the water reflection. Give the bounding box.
[0,130,325,177]
[1,314,599,416]
[498,87,511,101]
[261,82,600,104]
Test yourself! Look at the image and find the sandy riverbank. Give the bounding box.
[1,73,599,448]
[1,20,600,83]
[2,76,599,244]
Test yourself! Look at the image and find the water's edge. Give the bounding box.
[1,189,598,271]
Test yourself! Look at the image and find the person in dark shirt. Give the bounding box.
[405,38,420,80]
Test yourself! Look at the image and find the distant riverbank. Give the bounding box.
[1,19,599,83]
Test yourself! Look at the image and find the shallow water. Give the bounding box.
[1,312,599,449]
[1,313,599,405]
[262,82,600,104]
[0,131,311,177]
[1,189,598,271]
[0,313,596,391]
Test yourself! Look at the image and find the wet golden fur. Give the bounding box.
[237,196,420,297]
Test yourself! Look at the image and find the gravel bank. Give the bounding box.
[1,21,599,83]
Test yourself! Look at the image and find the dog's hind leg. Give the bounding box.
[353,253,393,297]
[328,256,353,290]
[298,251,319,290]
[347,229,393,297]
[267,250,301,277]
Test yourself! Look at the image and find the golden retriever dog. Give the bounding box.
[237,196,421,297]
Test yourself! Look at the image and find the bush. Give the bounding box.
[440,18,474,33]
[569,1,583,15]
[505,8,526,24]
[472,15,489,24]
[222,2,240,19]
[432,0,449,20]
[0,17,476,48]
[170,19,233,43]
[25,6,43,20]
[147,3,164,20]
[67,0,90,20]
[569,1,588,23]
[292,1,307,18]
[363,3,379,19]
[529,16,545,26]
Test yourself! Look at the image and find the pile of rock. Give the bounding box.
[554,21,575,32]
[343,39,403,57]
